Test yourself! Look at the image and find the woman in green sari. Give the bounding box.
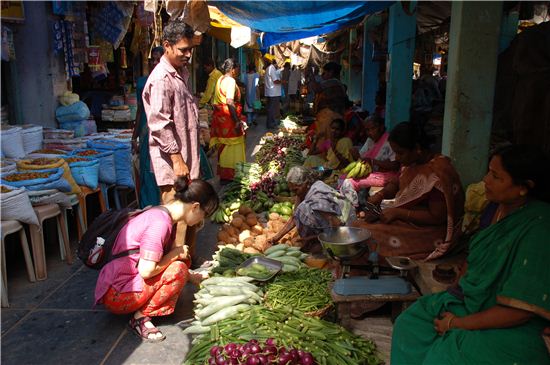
[391,145,550,364]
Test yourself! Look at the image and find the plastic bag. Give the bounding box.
[63,156,100,189]
[1,168,72,192]
[17,157,81,194]
[71,148,116,185]
[55,101,90,123]
[87,139,134,188]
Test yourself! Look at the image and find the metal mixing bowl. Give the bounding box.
[318,226,371,260]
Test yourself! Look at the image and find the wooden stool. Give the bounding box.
[78,186,107,228]
[1,220,37,307]
[331,282,420,329]
[29,204,72,281]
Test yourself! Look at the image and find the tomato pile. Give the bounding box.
[3,171,52,182]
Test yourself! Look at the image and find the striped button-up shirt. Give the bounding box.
[143,55,200,184]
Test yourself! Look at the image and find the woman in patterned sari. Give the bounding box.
[210,58,246,182]
[391,145,550,364]
[353,122,465,260]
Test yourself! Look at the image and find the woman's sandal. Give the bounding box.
[128,316,166,343]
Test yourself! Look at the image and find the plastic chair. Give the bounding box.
[29,204,72,281]
[1,220,37,307]
[78,186,107,228]
[63,194,86,242]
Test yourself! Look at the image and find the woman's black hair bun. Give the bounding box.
[174,175,191,194]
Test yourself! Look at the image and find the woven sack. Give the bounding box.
[62,156,100,189]
[87,139,134,188]
[71,148,116,184]
[59,119,97,137]
[43,138,87,151]
[0,185,39,226]
[17,157,81,194]
[0,159,17,174]
[1,168,72,192]
[43,128,74,139]
[20,124,44,154]
[1,126,25,158]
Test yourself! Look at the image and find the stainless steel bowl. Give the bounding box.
[318,226,371,260]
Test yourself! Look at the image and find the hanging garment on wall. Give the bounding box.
[53,20,80,80]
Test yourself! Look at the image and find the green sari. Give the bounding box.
[391,200,550,364]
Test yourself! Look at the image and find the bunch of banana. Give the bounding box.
[343,160,372,179]
[211,201,242,223]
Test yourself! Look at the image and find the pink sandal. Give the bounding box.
[129,316,166,343]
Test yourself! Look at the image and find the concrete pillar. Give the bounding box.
[385,2,417,129]
[361,15,382,114]
[499,10,519,53]
[442,1,502,187]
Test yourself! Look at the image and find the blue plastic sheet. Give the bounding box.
[210,1,393,48]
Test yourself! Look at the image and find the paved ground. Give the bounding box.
[1,116,394,365]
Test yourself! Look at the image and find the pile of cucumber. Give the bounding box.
[264,244,307,272]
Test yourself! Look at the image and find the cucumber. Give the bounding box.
[264,244,289,255]
[266,250,286,258]
[286,250,302,258]
[272,256,302,266]
[282,264,299,272]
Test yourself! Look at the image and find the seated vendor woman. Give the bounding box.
[94,178,219,342]
[341,115,400,197]
[303,118,353,170]
[353,122,464,260]
[267,166,354,253]
[391,145,550,364]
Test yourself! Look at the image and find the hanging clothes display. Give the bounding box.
[53,20,80,80]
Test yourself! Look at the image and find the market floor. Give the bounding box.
[0,116,393,365]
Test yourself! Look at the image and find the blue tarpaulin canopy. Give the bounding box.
[209,1,394,48]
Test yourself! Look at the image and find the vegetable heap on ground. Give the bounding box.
[183,276,263,336]
[263,267,332,314]
[206,338,315,365]
[183,306,382,365]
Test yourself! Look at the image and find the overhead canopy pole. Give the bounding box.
[385,2,417,129]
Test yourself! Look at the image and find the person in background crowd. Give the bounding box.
[198,58,222,108]
[353,122,464,261]
[391,145,550,365]
[142,20,202,259]
[340,115,400,206]
[210,58,246,183]
[133,46,164,208]
[267,166,354,253]
[281,61,291,116]
[309,62,349,139]
[263,53,282,129]
[95,178,219,343]
[244,63,260,127]
[288,65,301,113]
[304,118,353,170]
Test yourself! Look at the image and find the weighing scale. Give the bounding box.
[318,227,417,297]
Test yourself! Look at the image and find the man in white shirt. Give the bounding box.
[263,53,281,129]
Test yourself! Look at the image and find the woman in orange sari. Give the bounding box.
[210,58,246,183]
[353,122,465,260]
